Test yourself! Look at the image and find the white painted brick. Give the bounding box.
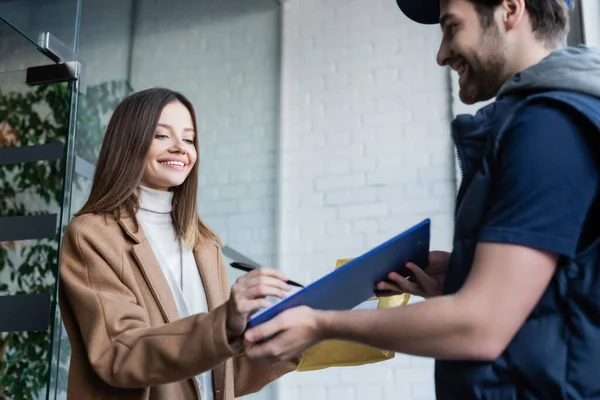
[199,171,230,186]
[325,73,350,90]
[356,385,384,400]
[299,193,325,207]
[403,183,432,200]
[388,353,412,368]
[294,207,338,224]
[238,198,271,213]
[198,187,219,201]
[247,182,276,198]
[324,188,377,206]
[402,151,432,168]
[226,213,267,229]
[339,203,390,220]
[352,157,378,173]
[417,166,454,183]
[279,386,300,400]
[299,387,327,400]
[391,198,451,216]
[376,157,404,170]
[315,174,366,191]
[229,168,274,184]
[200,200,239,216]
[313,234,365,252]
[394,368,434,384]
[412,383,437,400]
[374,186,405,202]
[374,67,399,84]
[327,386,355,400]
[339,366,395,384]
[410,356,435,368]
[351,219,379,234]
[311,117,363,137]
[298,222,327,239]
[323,160,353,174]
[384,385,413,400]
[433,181,453,198]
[364,140,415,157]
[326,221,352,235]
[219,184,247,200]
[288,368,340,385]
[379,215,429,235]
[366,169,419,186]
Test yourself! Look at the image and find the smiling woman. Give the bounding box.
[141,103,198,192]
[57,88,298,400]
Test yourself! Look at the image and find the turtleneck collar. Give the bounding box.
[138,186,173,214]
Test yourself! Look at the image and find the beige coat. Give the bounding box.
[58,213,296,400]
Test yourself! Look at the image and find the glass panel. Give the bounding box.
[0,68,73,400]
[48,70,133,400]
[48,169,93,400]
[0,19,52,75]
[46,78,80,400]
[0,0,81,54]
[75,80,133,166]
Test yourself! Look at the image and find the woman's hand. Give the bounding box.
[226,268,291,339]
[376,250,450,298]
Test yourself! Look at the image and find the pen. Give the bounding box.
[229,262,305,288]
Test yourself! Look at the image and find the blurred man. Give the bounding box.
[244,1,600,398]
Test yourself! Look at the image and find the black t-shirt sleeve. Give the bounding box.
[478,104,599,258]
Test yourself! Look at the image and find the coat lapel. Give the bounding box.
[194,240,227,400]
[118,217,180,323]
[120,217,227,399]
[193,241,223,311]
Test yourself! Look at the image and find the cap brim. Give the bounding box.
[396,0,440,25]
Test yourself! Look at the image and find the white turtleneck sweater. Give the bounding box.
[136,186,213,400]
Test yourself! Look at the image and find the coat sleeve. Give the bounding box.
[233,354,299,397]
[211,245,298,396]
[59,216,236,389]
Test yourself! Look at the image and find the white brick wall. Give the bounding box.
[276,1,455,399]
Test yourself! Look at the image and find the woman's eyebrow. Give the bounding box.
[157,123,195,133]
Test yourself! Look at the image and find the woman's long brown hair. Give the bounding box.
[76,88,221,248]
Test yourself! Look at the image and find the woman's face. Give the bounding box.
[141,101,197,191]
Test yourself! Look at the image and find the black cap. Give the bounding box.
[396,0,440,25]
[396,0,574,25]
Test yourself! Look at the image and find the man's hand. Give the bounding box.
[226,268,291,340]
[243,306,324,362]
[376,250,449,298]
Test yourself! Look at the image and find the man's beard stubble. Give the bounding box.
[458,26,507,105]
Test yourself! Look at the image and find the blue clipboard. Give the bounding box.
[247,218,430,329]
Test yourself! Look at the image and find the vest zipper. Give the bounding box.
[452,130,467,221]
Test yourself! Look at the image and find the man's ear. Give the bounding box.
[500,0,526,31]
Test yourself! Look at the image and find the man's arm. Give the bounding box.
[245,242,556,361]
[245,103,597,362]
[320,242,556,359]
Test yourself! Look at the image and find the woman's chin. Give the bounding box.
[142,179,186,191]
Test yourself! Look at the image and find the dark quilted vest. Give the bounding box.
[435,91,600,400]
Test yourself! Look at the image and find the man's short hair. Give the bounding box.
[471,0,570,46]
